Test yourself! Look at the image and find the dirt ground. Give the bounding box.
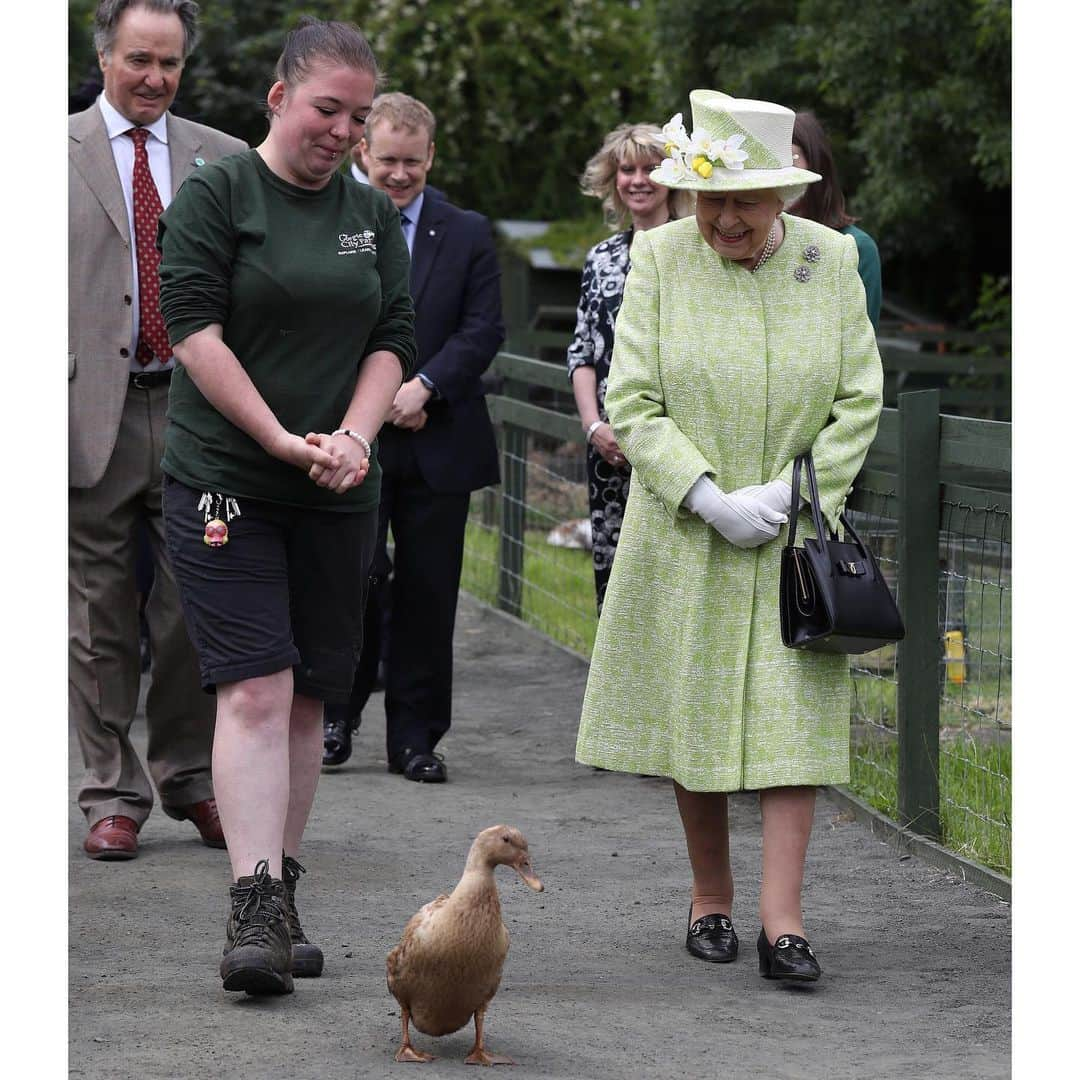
[69,595,1010,1080]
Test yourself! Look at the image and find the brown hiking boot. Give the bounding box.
[282,854,324,977]
[220,859,294,995]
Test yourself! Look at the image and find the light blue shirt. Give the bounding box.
[398,192,425,256]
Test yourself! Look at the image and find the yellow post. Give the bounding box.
[944,629,966,684]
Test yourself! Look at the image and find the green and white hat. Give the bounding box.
[652,89,822,192]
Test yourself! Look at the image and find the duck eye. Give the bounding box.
[502,834,511,843]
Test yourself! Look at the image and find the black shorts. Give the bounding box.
[163,476,378,703]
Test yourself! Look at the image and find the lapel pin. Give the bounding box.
[429,228,436,237]
[194,157,205,167]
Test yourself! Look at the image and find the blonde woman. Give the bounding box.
[567,125,694,612]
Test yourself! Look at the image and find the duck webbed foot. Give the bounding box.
[464,1008,515,1066]
[394,1007,436,1063]
[395,1046,436,1064]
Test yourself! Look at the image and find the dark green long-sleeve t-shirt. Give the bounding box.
[157,149,416,512]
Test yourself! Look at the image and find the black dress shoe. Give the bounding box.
[757,928,821,982]
[322,710,358,767]
[388,747,447,783]
[686,905,738,963]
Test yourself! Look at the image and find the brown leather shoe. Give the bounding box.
[84,816,138,860]
[171,798,227,849]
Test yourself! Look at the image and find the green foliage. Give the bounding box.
[653,0,1011,321]
[341,0,663,220]
[69,0,98,96]
[503,217,615,270]
[971,275,1011,336]
[182,0,343,144]
[68,0,1009,322]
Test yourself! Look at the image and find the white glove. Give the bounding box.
[683,476,788,549]
[732,477,795,517]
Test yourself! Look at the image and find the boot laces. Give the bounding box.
[230,859,284,949]
[281,855,309,944]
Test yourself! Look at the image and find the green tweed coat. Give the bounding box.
[575,214,883,792]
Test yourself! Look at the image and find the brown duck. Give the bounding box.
[386,825,544,1065]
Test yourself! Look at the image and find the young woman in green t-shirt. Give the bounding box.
[158,17,416,997]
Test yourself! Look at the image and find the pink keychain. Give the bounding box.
[198,492,240,547]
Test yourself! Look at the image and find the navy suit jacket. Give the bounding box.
[379,193,504,493]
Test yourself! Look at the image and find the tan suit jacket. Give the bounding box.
[68,104,247,488]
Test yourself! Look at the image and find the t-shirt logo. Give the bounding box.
[338,230,376,256]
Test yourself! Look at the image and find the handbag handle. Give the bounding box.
[787,453,829,547]
[788,451,872,562]
[787,456,805,547]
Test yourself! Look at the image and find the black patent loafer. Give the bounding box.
[686,906,738,963]
[757,928,821,982]
[322,708,358,767]
[388,747,447,783]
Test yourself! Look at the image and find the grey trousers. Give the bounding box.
[69,381,214,828]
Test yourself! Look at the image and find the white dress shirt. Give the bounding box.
[349,161,370,186]
[98,93,174,373]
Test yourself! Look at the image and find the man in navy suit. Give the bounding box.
[323,93,504,782]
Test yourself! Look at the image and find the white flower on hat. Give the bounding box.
[712,133,749,170]
[687,129,718,160]
[660,110,750,180]
[687,132,749,175]
[661,113,691,155]
[654,155,691,184]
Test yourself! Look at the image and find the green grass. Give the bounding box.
[851,731,1011,875]
[461,519,598,655]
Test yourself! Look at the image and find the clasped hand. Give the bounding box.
[265,429,369,493]
[387,377,431,431]
[684,476,790,549]
[305,432,370,493]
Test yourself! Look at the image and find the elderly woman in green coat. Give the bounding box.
[575,90,883,983]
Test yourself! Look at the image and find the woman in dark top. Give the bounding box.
[157,17,415,998]
[567,124,694,612]
[788,110,882,329]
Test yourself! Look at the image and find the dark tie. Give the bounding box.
[126,127,172,366]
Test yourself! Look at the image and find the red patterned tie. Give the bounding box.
[126,127,172,366]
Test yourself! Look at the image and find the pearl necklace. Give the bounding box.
[750,223,777,274]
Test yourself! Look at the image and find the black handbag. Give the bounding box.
[779,452,905,654]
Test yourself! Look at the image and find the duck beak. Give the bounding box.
[513,855,544,892]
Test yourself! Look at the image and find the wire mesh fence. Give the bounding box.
[462,435,598,656]
[462,391,1011,876]
[847,481,902,822]
[846,478,1011,873]
[936,496,1011,872]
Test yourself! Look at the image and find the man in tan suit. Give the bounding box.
[69,0,247,859]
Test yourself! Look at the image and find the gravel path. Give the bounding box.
[69,594,1010,1079]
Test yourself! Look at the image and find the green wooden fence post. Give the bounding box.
[498,378,527,618]
[896,389,942,840]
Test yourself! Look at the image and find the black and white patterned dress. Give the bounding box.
[567,230,634,613]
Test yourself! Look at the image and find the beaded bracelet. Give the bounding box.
[331,428,371,459]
